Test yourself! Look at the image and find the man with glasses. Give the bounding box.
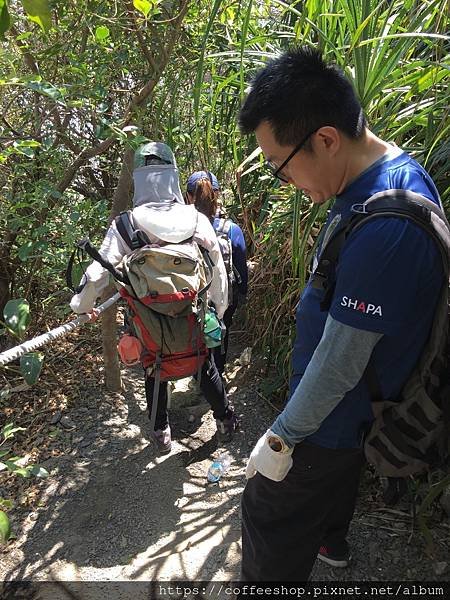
[238,47,443,580]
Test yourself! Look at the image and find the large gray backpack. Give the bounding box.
[313,190,450,477]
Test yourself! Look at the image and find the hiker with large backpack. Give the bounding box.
[69,143,238,454]
[237,47,449,582]
[185,171,248,376]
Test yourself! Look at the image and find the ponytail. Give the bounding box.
[193,178,217,220]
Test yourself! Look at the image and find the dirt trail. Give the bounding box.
[1,326,449,598]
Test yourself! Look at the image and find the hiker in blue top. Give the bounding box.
[238,47,444,581]
[186,171,248,376]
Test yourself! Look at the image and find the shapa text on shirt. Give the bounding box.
[340,296,383,316]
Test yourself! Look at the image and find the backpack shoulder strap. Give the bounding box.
[76,238,128,284]
[352,190,450,260]
[115,211,135,249]
[216,218,232,237]
[354,189,447,226]
[198,247,214,296]
[312,189,450,312]
[115,211,151,250]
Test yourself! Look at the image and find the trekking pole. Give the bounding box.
[0,293,121,367]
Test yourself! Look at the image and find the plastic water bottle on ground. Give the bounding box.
[239,346,252,366]
[207,452,231,483]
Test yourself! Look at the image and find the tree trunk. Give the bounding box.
[0,231,18,316]
[101,283,123,391]
[107,147,135,225]
[101,147,134,391]
[0,267,11,317]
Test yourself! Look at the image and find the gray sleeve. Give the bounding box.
[270,315,383,447]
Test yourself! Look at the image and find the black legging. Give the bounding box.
[213,303,237,376]
[145,352,229,431]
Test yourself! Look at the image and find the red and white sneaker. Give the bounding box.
[317,545,350,568]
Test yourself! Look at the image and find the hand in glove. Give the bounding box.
[87,308,100,322]
[246,429,294,482]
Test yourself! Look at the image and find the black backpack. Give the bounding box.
[312,189,450,478]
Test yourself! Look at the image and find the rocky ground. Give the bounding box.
[1,318,449,599]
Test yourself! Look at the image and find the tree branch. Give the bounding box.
[126,1,160,74]
[1,116,22,137]
[10,29,39,75]
[53,0,190,197]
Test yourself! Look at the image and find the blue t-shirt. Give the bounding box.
[290,150,444,448]
[213,217,248,296]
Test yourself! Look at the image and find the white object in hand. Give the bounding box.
[245,429,293,482]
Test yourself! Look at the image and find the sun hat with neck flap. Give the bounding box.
[132,142,185,207]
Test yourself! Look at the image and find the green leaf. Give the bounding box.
[20,352,44,385]
[21,0,52,32]
[418,474,450,517]
[3,298,30,337]
[15,31,33,41]
[0,0,10,41]
[18,241,33,261]
[95,25,110,42]
[0,510,11,544]
[0,498,13,510]
[133,0,153,17]
[12,140,40,158]
[29,465,49,478]
[129,134,150,150]
[26,80,63,102]
[2,422,26,441]
[1,460,30,477]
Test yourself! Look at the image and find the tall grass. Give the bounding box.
[149,0,449,391]
[183,0,449,389]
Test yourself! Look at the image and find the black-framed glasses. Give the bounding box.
[265,129,318,183]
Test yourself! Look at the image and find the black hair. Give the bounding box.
[239,46,366,147]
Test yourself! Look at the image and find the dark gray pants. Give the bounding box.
[241,441,364,581]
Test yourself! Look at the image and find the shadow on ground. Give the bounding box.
[2,362,251,585]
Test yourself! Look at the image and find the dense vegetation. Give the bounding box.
[0,0,449,541]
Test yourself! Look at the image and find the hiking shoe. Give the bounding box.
[317,545,350,568]
[216,409,238,444]
[151,425,172,454]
